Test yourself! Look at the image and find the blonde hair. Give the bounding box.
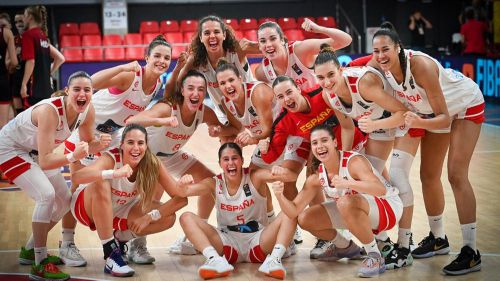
[25,5,48,36]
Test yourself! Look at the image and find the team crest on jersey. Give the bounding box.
[248,106,257,117]
[292,63,303,75]
[243,183,252,197]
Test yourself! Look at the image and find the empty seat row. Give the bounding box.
[59,22,100,38]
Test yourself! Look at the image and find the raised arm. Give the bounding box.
[251,165,299,187]
[294,18,353,68]
[126,102,176,127]
[254,64,270,83]
[333,155,387,196]
[164,52,188,98]
[273,175,319,219]
[77,104,112,154]
[176,175,216,198]
[203,106,240,137]
[91,61,140,90]
[71,153,118,185]
[331,107,355,151]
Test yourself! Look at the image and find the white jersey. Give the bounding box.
[385,49,484,117]
[93,67,161,134]
[262,41,319,91]
[318,151,398,199]
[198,51,254,111]
[222,81,281,136]
[147,103,205,155]
[325,66,391,121]
[0,96,88,152]
[215,168,268,230]
[105,148,139,213]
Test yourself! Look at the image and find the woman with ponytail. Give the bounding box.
[70,124,187,277]
[372,21,485,275]
[61,34,172,266]
[21,5,65,107]
[255,18,352,92]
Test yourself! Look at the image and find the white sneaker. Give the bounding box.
[358,252,386,278]
[258,255,286,280]
[282,241,297,259]
[310,239,332,259]
[104,248,135,277]
[59,241,87,267]
[127,237,155,264]
[293,228,303,244]
[167,235,199,255]
[198,256,234,280]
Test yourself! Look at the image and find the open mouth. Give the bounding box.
[225,87,236,98]
[316,150,328,159]
[227,167,237,176]
[76,98,87,107]
[286,101,297,110]
[130,152,141,160]
[189,97,200,108]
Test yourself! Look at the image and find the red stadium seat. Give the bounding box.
[62,48,83,62]
[60,35,81,48]
[239,18,258,31]
[316,16,337,28]
[81,35,102,47]
[284,29,305,41]
[124,33,142,46]
[278,17,297,30]
[164,32,184,43]
[171,45,186,60]
[183,31,196,43]
[258,17,276,25]
[79,22,100,35]
[160,20,180,33]
[143,33,162,44]
[180,20,198,32]
[83,48,103,61]
[140,21,160,34]
[243,30,257,41]
[104,47,125,61]
[233,30,243,40]
[224,18,239,31]
[102,34,122,46]
[59,23,79,37]
[126,47,145,60]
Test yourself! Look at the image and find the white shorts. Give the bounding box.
[322,194,403,234]
[64,128,122,166]
[0,143,60,181]
[157,149,197,178]
[70,184,139,231]
[216,228,266,263]
[368,128,396,141]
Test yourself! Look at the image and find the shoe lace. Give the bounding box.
[67,243,82,256]
[362,256,377,268]
[136,244,151,257]
[314,239,327,249]
[451,248,470,264]
[417,234,433,247]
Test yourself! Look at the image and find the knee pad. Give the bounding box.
[51,188,71,222]
[223,245,238,264]
[248,245,266,263]
[365,154,386,174]
[389,149,415,207]
[32,188,55,223]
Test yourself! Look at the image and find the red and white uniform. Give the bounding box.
[319,151,402,234]
[71,149,139,231]
[262,89,366,164]
[387,50,485,135]
[214,168,268,264]
[326,66,396,140]
[148,103,205,177]
[0,97,89,223]
[261,41,319,92]
[65,67,162,164]
[198,52,254,124]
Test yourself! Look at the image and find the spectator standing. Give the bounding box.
[408,10,432,51]
[460,8,488,56]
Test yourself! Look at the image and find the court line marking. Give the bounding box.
[0,272,109,281]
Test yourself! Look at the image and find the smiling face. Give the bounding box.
[216,69,243,101]
[200,20,226,54]
[121,129,147,168]
[314,61,343,94]
[14,14,25,33]
[273,80,303,112]
[258,26,286,60]
[372,35,400,73]
[181,75,206,111]
[219,147,243,180]
[145,45,171,76]
[310,129,337,162]
[66,77,92,113]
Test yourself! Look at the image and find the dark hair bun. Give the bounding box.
[319,43,335,54]
[380,21,395,31]
[216,57,229,68]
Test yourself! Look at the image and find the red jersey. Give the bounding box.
[348,54,373,67]
[460,20,488,55]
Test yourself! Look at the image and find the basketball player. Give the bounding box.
[0,13,18,129]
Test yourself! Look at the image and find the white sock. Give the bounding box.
[363,239,380,256]
[332,231,350,249]
[461,222,477,251]
[270,244,286,259]
[267,210,276,223]
[428,215,445,239]
[375,231,389,242]
[34,247,47,265]
[25,234,35,250]
[101,237,114,245]
[62,228,75,243]
[397,228,412,249]
[202,246,219,259]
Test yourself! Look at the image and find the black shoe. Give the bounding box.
[411,232,450,258]
[376,238,395,258]
[385,245,413,270]
[443,245,481,275]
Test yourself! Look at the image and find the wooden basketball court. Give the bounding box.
[1,123,499,281]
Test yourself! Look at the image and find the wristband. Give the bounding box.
[66,152,77,163]
[101,170,114,180]
[148,209,161,221]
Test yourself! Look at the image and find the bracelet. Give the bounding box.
[101,170,114,180]
[148,209,161,221]
[66,152,77,163]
